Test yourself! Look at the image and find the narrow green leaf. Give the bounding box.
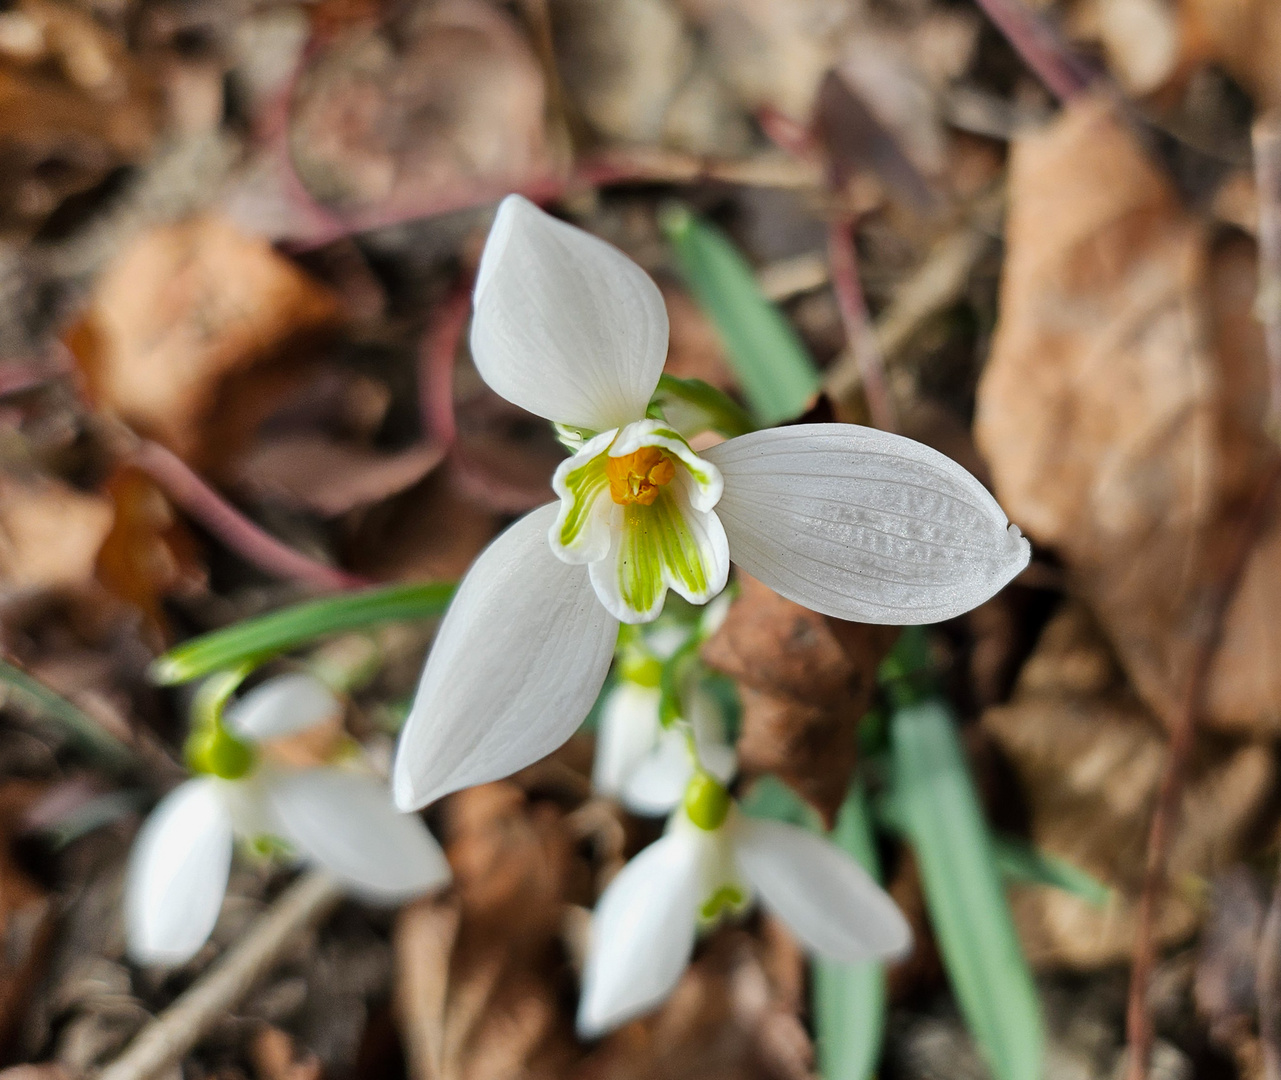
[992,836,1111,907]
[0,659,137,774]
[892,700,1044,1080]
[151,581,456,684]
[660,204,821,426]
[814,783,888,1080]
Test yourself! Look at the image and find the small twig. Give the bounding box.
[1259,863,1281,1080]
[968,0,1093,104]
[417,276,473,449]
[827,219,897,431]
[1125,462,1281,1080]
[97,871,344,1080]
[132,440,370,592]
[1253,111,1281,437]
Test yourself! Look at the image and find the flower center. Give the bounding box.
[606,446,676,506]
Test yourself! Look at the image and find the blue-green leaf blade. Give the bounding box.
[151,581,456,684]
[660,205,821,426]
[814,783,888,1080]
[891,700,1044,1080]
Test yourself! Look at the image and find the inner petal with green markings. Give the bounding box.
[550,419,730,623]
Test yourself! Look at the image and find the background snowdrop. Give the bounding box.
[393,194,1030,812]
[125,672,450,966]
[576,772,911,1037]
[593,607,736,815]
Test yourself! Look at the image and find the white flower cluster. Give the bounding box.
[127,196,1029,1037]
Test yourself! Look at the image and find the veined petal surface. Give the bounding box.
[125,778,234,965]
[393,503,619,810]
[225,673,342,743]
[577,830,702,1037]
[471,195,668,432]
[266,767,451,902]
[704,425,1030,623]
[734,818,911,964]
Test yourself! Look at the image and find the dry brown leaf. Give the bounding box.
[394,783,580,1080]
[289,0,548,213]
[701,573,895,823]
[1180,0,1281,107]
[572,929,811,1080]
[983,603,1276,968]
[94,466,204,637]
[0,0,160,235]
[0,1068,71,1080]
[250,1025,324,1080]
[0,474,114,594]
[69,214,342,464]
[974,95,1281,737]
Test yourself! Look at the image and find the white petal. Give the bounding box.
[577,831,702,1037]
[266,767,451,902]
[393,503,619,809]
[224,673,342,743]
[124,779,233,966]
[471,195,669,431]
[704,425,1030,624]
[620,729,693,815]
[592,682,662,798]
[688,687,737,785]
[734,818,911,963]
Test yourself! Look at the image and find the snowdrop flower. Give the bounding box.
[393,195,1029,810]
[593,679,735,815]
[126,673,450,966]
[577,774,911,1036]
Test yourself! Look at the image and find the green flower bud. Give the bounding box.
[684,771,731,831]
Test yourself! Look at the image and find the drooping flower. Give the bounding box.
[125,673,450,966]
[393,195,1029,811]
[576,777,910,1036]
[593,679,735,815]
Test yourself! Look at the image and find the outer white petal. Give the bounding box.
[393,503,619,810]
[704,425,1030,623]
[471,195,669,431]
[577,830,703,1037]
[124,779,234,966]
[266,767,451,902]
[734,818,911,964]
[620,728,693,815]
[224,673,342,743]
[688,687,736,785]
[592,682,662,798]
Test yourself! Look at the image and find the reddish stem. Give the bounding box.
[132,440,369,592]
[1124,462,1281,1080]
[968,0,1092,104]
[827,220,897,431]
[417,275,473,449]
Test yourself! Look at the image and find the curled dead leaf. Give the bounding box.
[983,603,1276,968]
[974,95,1281,737]
[701,573,895,823]
[68,214,342,465]
[0,474,113,595]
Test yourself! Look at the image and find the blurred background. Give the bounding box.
[1,0,1280,1077]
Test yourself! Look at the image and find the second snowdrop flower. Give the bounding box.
[576,775,911,1036]
[394,195,1030,810]
[126,673,450,966]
